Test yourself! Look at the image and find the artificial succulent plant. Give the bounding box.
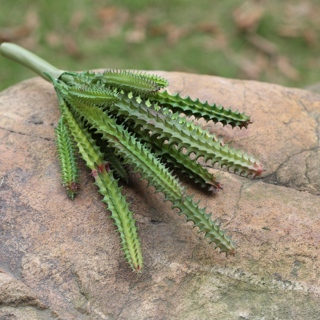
[0,43,262,272]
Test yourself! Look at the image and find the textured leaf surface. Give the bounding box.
[55,89,143,272]
[91,70,169,96]
[69,101,235,253]
[55,116,79,199]
[152,90,251,128]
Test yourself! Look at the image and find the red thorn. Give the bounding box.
[97,162,110,173]
[92,163,110,177]
[215,182,223,190]
[104,162,110,172]
[97,164,103,173]
[91,169,98,178]
[240,120,252,129]
[68,181,79,192]
[134,265,142,273]
[227,249,236,257]
[209,182,223,194]
[253,162,264,177]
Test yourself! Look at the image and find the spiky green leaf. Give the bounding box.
[55,116,79,199]
[90,70,168,96]
[151,90,251,128]
[65,99,235,254]
[55,89,143,272]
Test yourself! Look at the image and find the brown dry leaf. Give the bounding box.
[202,34,228,51]
[0,25,30,42]
[222,48,262,79]
[166,25,190,46]
[276,55,300,81]
[133,13,150,30]
[281,3,319,45]
[63,36,81,58]
[247,34,278,56]
[284,3,313,21]
[233,2,265,33]
[148,24,169,37]
[196,22,228,48]
[278,25,301,38]
[234,55,262,79]
[278,25,318,47]
[69,11,85,30]
[126,29,146,43]
[255,52,270,71]
[303,29,318,47]
[96,6,129,38]
[125,13,149,43]
[147,23,190,46]
[45,32,61,48]
[97,6,118,21]
[25,9,39,31]
[195,22,219,35]
[0,9,38,42]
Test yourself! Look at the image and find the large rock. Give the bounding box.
[0,73,319,319]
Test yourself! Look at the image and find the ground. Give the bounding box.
[1,1,320,91]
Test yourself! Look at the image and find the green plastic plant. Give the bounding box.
[0,43,262,272]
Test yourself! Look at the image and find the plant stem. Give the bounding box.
[0,42,65,82]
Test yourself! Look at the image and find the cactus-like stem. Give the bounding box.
[56,91,143,272]
[0,43,64,82]
[91,70,169,95]
[1,43,266,271]
[59,94,235,253]
[93,165,143,272]
[151,90,251,128]
[61,87,262,177]
[131,128,221,190]
[55,116,79,199]
[99,145,129,182]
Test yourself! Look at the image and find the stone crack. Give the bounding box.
[0,126,53,142]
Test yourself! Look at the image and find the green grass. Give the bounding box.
[1,0,320,91]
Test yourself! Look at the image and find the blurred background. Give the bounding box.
[1,0,320,91]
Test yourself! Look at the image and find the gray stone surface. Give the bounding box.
[0,73,319,319]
